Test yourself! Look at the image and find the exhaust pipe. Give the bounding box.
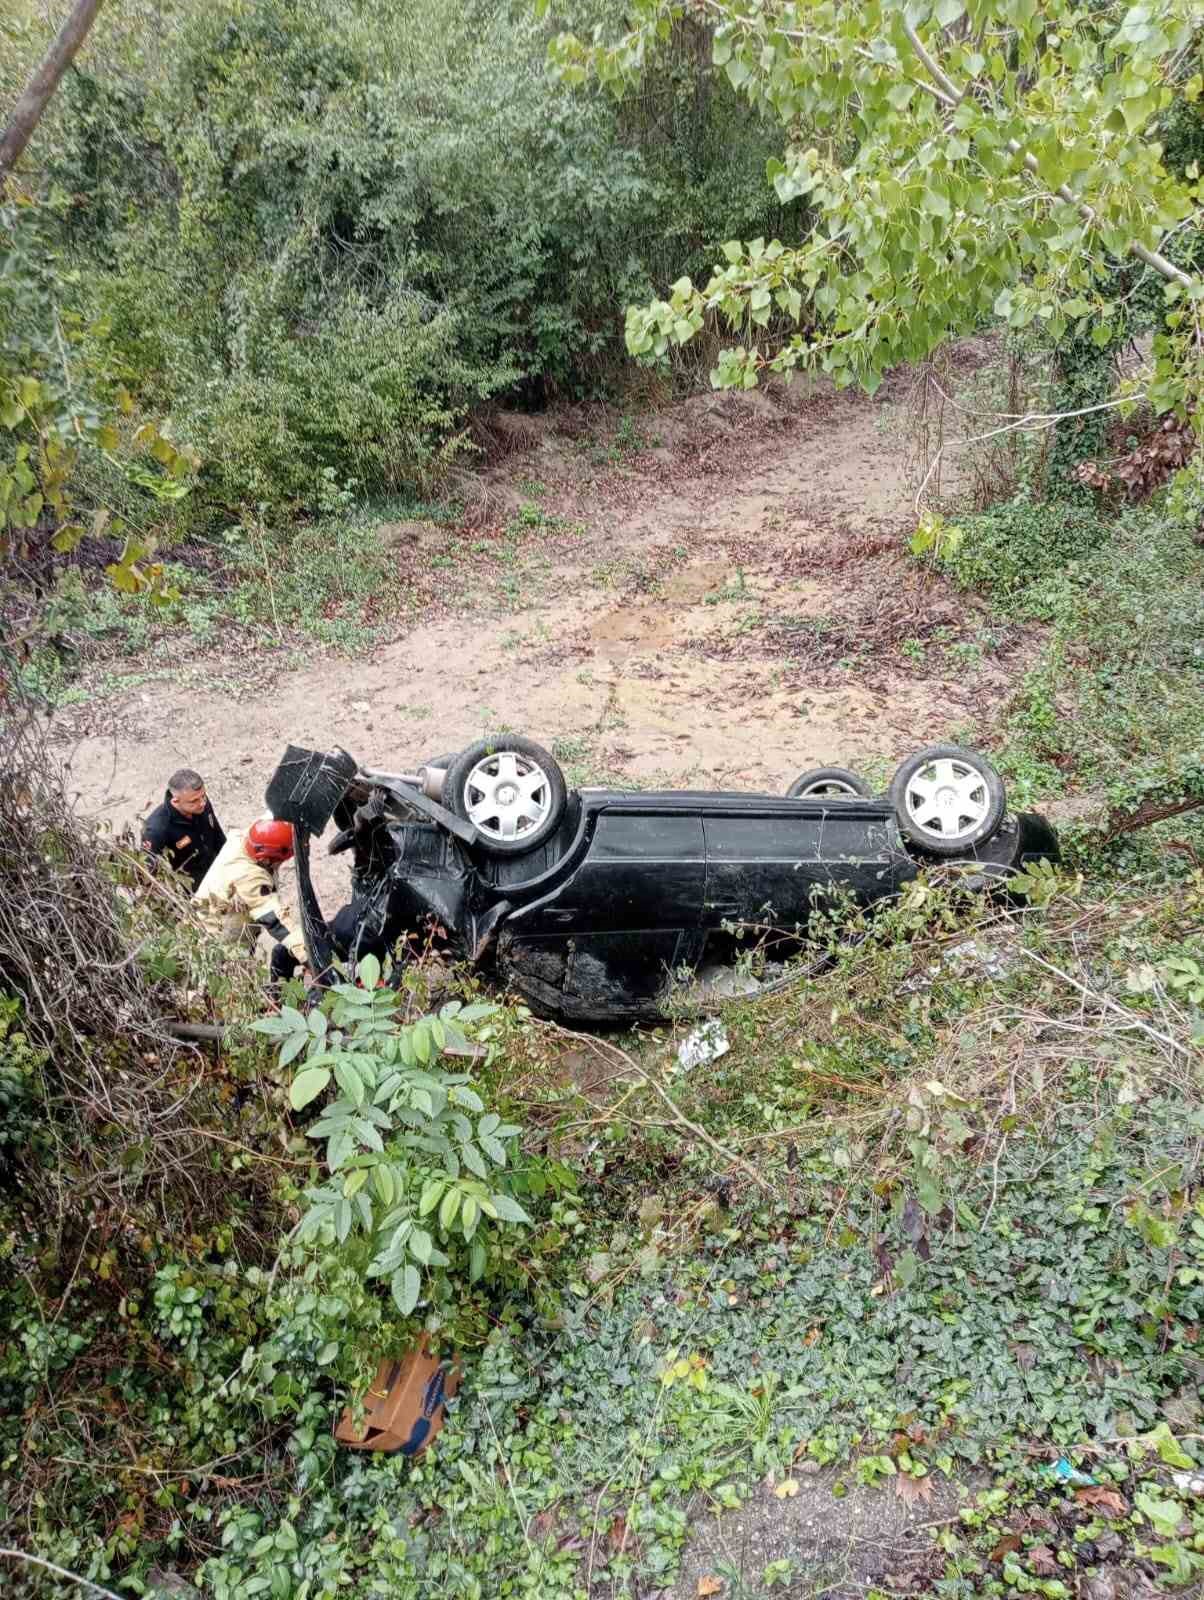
[419,765,448,802]
[357,764,447,801]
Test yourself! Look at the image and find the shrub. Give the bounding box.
[254,969,550,1326]
[177,295,489,512]
[938,497,1109,600]
[42,0,797,519]
[994,497,1204,847]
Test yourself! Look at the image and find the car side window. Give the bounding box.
[589,814,704,861]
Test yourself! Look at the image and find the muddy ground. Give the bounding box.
[60,349,1031,910]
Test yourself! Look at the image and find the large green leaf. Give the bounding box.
[290,1068,331,1110]
[439,1187,462,1231]
[334,1059,365,1106]
[489,1192,532,1225]
[280,1030,310,1068]
[1135,1488,1186,1539]
[391,1264,420,1316]
[480,1134,507,1167]
[469,1236,487,1283]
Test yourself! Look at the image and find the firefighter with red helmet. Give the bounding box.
[191,817,309,982]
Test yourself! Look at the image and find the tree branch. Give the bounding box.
[0,1549,122,1600]
[898,19,1197,291]
[901,18,964,104]
[1012,147,1195,288]
[1101,794,1204,844]
[0,0,106,183]
[913,394,1142,510]
[547,1025,782,1197]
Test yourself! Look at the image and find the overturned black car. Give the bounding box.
[267,737,1058,1024]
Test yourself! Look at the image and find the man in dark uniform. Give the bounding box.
[141,768,227,892]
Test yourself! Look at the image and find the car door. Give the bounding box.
[701,798,904,934]
[500,805,706,1016]
[702,802,826,933]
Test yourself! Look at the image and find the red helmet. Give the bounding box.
[246,817,294,865]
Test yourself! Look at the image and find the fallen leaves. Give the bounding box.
[990,1535,1057,1575]
[1074,1484,1129,1516]
[773,1478,800,1498]
[894,1472,934,1507]
[1024,1507,1058,1534]
[697,1576,724,1597]
[607,1515,631,1551]
[1027,1545,1057,1576]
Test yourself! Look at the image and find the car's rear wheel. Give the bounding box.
[888,744,1006,856]
[444,736,567,856]
[786,766,873,799]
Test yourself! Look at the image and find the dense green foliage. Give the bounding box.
[934,499,1110,597]
[4,0,796,525]
[255,975,557,1321]
[4,3,1204,1596]
[3,843,1201,1596]
[0,199,195,603]
[553,0,1204,418]
[194,1091,1204,1598]
[993,498,1204,835]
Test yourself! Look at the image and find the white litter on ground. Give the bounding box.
[677,1020,730,1070]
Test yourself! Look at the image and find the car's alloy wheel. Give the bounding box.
[444,736,568,856]
[888,744,1006,856]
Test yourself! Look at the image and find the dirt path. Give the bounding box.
[62,359,1030,906]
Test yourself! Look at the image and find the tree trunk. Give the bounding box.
[0,0,106,184]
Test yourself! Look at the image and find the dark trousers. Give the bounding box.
[270,943,300,981]
[330,900,389,965]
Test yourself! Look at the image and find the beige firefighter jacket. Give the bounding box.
[191,831,308,964]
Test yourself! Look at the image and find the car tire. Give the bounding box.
[444,735,567,857]
[786,766,874,799]
[888,744,1006,857]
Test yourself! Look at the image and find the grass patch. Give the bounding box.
[987,501,1204,863]
[934,499,1109,599]
[16,509,434,703]
[201,513,421,650]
